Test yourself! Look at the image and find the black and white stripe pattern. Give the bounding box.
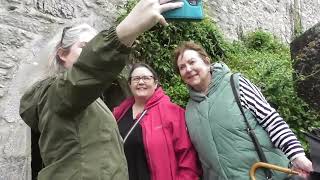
[238,76,305,160]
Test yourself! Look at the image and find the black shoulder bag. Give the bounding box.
[230,73,273,180]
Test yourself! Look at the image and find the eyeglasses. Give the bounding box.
[60,26,72,45]
[131,75,154,83]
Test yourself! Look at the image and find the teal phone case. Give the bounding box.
[163,0,203,20]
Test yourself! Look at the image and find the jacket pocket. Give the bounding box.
[38,155,81,180]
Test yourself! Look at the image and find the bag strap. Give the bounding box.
[230,73,273,180]
[122,109,148,143]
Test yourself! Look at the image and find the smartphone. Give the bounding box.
[163,0,203,20]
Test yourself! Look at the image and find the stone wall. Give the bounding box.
[205,0,320,43]
[0,0,125,179]
[0,0,319,179]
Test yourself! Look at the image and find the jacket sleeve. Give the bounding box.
[48,27,131,116]
[172,105,202,180]
[238,76,305,161]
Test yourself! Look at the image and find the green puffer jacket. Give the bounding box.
[185,63,289,180]
[19,27,130,180]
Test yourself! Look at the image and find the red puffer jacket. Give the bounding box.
[113,87,201,180]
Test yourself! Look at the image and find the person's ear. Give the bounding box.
[154,80,159,87]
[57,48,68,64]
[203,57,211,65]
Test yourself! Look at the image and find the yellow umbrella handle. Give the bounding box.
[250,162,299,180]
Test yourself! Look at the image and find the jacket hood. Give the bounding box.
[113,87,169,121]
[19,77,54,131]
[188,62,230,103]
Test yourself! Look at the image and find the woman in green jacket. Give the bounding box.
[172,41,313,180]
[19,1,183,180]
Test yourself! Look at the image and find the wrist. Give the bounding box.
[116,21,139,47]
[290,152,306,162]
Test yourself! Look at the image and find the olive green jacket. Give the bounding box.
[20,27,130,180]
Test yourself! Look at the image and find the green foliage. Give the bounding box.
[118,0,320,150]
[227,34,320,149]
[241,29,287,53]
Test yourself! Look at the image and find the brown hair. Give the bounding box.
[128,63,159,84]
[173,41,211,72]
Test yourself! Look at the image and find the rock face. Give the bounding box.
[0,0,126,180]
[0,0,320,179]
[291,22,320,111]
[204,0,320,42]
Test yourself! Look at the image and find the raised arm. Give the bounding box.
[117,0,184,46]
[49,0,183,116]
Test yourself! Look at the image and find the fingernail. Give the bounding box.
[178,2,184,7]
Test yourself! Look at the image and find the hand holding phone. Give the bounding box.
[162,0,203,20]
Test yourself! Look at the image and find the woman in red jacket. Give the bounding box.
[113,63,201,180]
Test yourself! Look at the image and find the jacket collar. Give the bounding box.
[188,62,230,103]
[113,87,168,121]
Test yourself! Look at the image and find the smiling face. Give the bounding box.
[129,66,158,102]
[177,49,211,92]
